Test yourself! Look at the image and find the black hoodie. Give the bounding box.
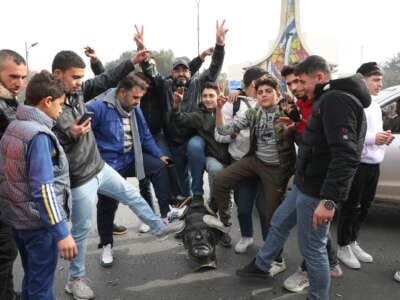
[294,74,371,203]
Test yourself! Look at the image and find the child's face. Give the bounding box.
[47,95,65,120]
[256,84,279,108]
[201,88,218,110]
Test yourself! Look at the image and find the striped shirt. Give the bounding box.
[122,116,133,152]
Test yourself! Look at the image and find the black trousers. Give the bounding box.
[0,219,18,300]
[337,163,380,246]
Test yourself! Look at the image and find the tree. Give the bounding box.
[105,49,175,77]
[382,52,400,88]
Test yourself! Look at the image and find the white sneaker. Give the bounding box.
[139,223,151,233]
[283,268,310,293]
[350,241,373,263]
[100,244,113,267]
[234,237,254,253]
[337,245,361,269]
[65,278,95,299]
[157,220,185,237]
[269,259,287,277]
[394,271,400,282]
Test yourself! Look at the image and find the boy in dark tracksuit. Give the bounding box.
[0,71,77,300]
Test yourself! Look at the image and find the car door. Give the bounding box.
[376,96,400,201]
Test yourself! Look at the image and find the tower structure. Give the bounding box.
[249,0,311,80]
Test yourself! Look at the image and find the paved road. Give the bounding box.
[13,178,400,300]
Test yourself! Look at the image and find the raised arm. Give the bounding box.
[84,46,105,75]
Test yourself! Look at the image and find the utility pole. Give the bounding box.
[25,42,39,74]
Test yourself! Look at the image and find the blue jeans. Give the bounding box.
[234,177,268,239]
[205,156,225,198]
[68,163,165,279]
[97,153,172,247]
[13,228,58,300]
[170,135,205,197]
[255,186,330,300]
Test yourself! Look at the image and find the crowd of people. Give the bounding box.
[0,20,397,300]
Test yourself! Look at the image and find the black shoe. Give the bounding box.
[112,223,128,235]
[236,258,270,279]
[219,232,232,248]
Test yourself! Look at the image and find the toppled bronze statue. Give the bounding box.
[178,196,225,271]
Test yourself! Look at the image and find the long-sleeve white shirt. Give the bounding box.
[361,99,386,164]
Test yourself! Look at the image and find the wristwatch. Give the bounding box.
[322,199,336,210]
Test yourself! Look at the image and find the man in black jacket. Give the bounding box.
[0,49,26,300]
[136,21,227,201]
[236,55,371,300]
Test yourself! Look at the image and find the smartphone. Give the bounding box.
[166,158,174,166]
[77,112,94,125]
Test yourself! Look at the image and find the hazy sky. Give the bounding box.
[2,0,399,76]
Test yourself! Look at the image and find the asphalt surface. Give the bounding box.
[13,178,400,300]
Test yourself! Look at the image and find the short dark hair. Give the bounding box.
[280,63,299,77]
[254,75,279,92]
[294,55,331,79]
[0,49,26,69]
[243,67,269,88]
[25,70,68,106]
[116,75,146,93]
[52,50,85,72]
[201,81,219,94]
[134,71,152,86]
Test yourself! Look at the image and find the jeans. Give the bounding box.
[97,153,172,247]
[0,220,18,300]
[233,177,268,239]
[13,228,58,300]
[205,156,225,198]
[69,163,165,279]
[255,186,330,300]
[153,131,182,198]
[170,135,206,197]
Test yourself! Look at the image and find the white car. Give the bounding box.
[374,85,400,202]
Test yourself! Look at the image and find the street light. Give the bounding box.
[196,0,200,56]
[25,42,39,73]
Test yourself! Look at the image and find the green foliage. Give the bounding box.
[382,53,400,88]
[104,49,175,77]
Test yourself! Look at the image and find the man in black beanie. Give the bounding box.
[337,62,394,269]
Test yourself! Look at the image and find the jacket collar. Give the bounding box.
[0,82,15,100]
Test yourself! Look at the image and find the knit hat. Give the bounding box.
[356,62,382,77]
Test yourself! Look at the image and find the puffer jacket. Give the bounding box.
[294,74,371,203]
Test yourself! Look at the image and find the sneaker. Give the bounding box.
[157,220,185,237]
[283,268,310,293]
[330,263,343,278]
[234,237,254,253]
[394,271,400,282]
[202,215,231,233]
[167,205,189,222]
[219,232,232,248]
[350,241,373,263]
[337,245,361,269]
[139,223,151,233]
[236,258,270,279]
[112,223,127,235]
[100,244,113,267]
[269,258,287,277]
[65,278,94,299]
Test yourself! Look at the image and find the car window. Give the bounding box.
[382,97,400,133]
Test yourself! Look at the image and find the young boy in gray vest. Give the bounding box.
[0,71,77,300]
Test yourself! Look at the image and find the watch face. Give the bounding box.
[324,200,335,210]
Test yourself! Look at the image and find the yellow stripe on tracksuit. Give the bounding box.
[41,184,55,225]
